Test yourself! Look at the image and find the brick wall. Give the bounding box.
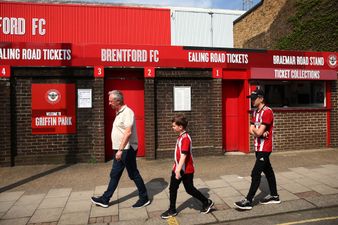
[155,70,223,158]
[0,78,12,166]
[144,78,156,159]
[12,68,104,165]
[250,110,327,152]
[331,81,338,147]
[234,0,293,48]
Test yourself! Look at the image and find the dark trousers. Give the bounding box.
[246,152,278,202]
[102,148,148,202]
[169,171,208,210]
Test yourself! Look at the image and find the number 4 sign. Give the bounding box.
[0,65,10,78]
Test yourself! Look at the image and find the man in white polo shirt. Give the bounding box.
[91,90,150,208]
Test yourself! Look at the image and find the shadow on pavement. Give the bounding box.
[177,187,211,212]
[253,175,271,205]
[109,177,168,206]
[0,164,72,193]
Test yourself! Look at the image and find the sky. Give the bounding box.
[74,0,261,11]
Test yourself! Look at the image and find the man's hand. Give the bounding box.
[115,150,123,160]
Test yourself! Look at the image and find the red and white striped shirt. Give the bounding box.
[251,105,274,152]
[172,131,195,174]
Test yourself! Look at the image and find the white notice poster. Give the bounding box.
[174,86,191,111]
[78,89,92,108]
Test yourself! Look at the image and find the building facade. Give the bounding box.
[0,2,337,166]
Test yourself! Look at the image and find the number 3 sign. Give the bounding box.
[0,65,10,78]
[94,66,104,78]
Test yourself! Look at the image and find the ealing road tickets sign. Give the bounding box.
[31,83,76,134]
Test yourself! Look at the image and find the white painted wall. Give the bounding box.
[171,8,244,48]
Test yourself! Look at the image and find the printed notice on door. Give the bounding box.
[78,89,92,108]
[174,86,191,111]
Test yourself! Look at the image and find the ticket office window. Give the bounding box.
[258,81,325,108]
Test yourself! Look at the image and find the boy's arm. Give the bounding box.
[175,153,187,179]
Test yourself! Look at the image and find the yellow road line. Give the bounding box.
[167,216,179,225]
[277,216,338,225]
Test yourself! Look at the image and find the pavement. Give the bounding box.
[0,148,338,225]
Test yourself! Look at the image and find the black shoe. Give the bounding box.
[91,196,108,208]
[200,199,214,214]
[132,198,151,208]
[234,198,252,210]
[259,195,281,204]
[161,208,178,219]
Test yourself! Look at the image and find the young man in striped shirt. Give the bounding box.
[234,88,280,210]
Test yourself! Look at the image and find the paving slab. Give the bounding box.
[278,189,300,201]
[177,206,200,214]
[0,201,14,213]
[318,178,338,188]
[63,200,92,213]
[236,188,249,196]
[229,180,251,190]
[58,211,89,225]
[212,186,242,198]
[90,204,118,217]
[279,182,311,193]
[0,217,29,225]
[193,178,207,186]
[146,198,169,212]
[220,175,244,183]
[15,194,45,207]
[0,192,25,202]
[321,164,338,171]
[278,171,304,179]
[94,186,107,196]
[208,193,226,205]
[68,191,94,201]
[294,177,321,186]
[309,184,338,195]
[176,212,217,225]
[38,196,68,209]
[274,174,294,185]
[213,199,315,222]
[205,179,230,188]
[109,218,166,225]
[119,207,148,221]
[145,181,167,190]
[117,196,138,208]
[220,195,243,208]
[289,167,312,175]
[306,193,338,207]
[311,167,336,175]
[117,187,137,198]
[148,189,168,200]
[2,204,38,219]
[29,207,63,223]
[46,188,72,198]
[176,192,193,203]
[143,217,168,225]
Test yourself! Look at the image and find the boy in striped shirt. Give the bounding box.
[161,114,214,219]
